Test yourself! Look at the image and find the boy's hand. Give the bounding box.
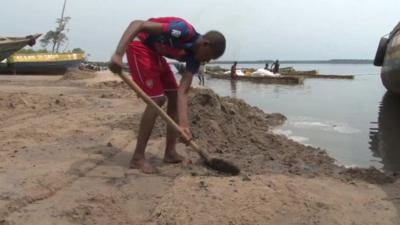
[109,54,123,74]
[180,126,192,143]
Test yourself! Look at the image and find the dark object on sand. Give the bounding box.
[113,69,241,175]
[374,21,400,95]
[0,34,41,62]
[205,158,240,175]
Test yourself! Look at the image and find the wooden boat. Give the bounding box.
[0,34,41,62]
[206,66,353,81]
[279,67,354,79]
[0,52,85,74]
[374,21,400,94]
[282,73,354,79]
[279,67,318,76]
[206,71,303,85]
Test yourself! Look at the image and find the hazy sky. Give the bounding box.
[1,0,399,61]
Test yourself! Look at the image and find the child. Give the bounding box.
[109,17,226,173]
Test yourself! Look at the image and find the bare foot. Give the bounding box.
[164,151,185,164]
[130,158,158,174]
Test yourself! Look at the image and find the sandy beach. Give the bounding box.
[0,71,399,225]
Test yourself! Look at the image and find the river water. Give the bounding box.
[202,63,400,171]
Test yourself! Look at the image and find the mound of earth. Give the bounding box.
[187,89,397,183]
[187,88,337,177]
[111,87,397,183]
[61,69,97,80]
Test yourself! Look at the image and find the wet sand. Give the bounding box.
[0,71,399,225]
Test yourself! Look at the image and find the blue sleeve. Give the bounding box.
[167,21,192,41]
[185,55,200,75]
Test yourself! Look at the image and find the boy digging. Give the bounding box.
[109,17,226,173]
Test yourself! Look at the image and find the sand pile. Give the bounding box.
[188,89,399,183]
[148,175,398,225]
[186,88,337,177]
[111,88,397,182]
[61,69,97,80]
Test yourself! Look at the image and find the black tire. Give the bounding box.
[374,37,389,66]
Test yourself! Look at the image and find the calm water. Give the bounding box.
[202,63,400,171]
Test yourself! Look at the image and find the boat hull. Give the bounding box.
[206,71,303,85]
[381,24,400,95]
[0,52,84,75]
[0,60,81,75]
[0,34,41,62]
[0,44,29,62]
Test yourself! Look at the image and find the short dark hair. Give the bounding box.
[203,30,226,59]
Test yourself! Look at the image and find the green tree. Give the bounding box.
[17,48,49,54]
[72,48,85,54]
[40,16,71,53]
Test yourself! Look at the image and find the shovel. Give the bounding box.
[113,70,240,175]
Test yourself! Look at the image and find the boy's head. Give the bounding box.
[194,30,226,62]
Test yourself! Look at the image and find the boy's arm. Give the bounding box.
[177,71,193,140]
[109,20,165,74]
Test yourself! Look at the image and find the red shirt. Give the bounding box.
[138,17,201,74]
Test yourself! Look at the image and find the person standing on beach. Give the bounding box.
[231,61,238,79]
[264,63,269,71]
[174,62,204,85]
[108,17,226,173]
[198,63,205,86]
[272,59,280,74]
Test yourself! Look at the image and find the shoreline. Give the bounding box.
[0,71,398,224]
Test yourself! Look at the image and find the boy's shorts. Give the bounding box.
[126,41,178,98]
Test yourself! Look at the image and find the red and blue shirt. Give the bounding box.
[138,17,201,74]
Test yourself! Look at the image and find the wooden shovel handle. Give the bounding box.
[117,72,209,159]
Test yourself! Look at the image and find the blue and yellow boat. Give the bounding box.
[0,52,85,75]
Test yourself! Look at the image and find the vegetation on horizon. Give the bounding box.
[40,0,72,53]
[17,47,85,55]
[40,16,71,53]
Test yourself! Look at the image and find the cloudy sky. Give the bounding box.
[1,0,399,61]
